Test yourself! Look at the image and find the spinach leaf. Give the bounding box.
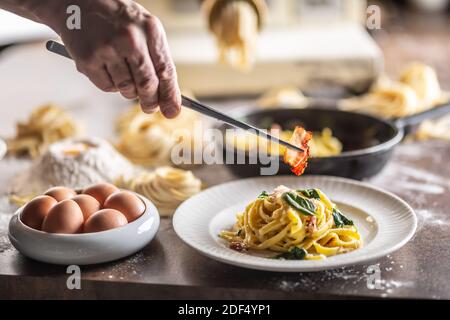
[299,188,321,200]
[332,207,354,227]
[274,247,307,260]
[283,192,316,216]
[258,191,269,199]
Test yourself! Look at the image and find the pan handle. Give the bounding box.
[394,101,450,129]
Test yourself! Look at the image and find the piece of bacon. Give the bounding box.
[283,126,312,176]
[306,216,318,234]
[229,241,247,252]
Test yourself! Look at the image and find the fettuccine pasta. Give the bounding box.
[229,127,342,158]
[205,0,265,71]
[220,185,362,260]
[415,115,450,141]
[115,104,198,166]
[339,62,449,118]
[6,104,81,158]
[115,166,202,216]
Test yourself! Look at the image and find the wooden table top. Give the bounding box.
[1,139,449,299]
[0,6,449,299]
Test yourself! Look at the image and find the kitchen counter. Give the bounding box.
[1,139,449,299]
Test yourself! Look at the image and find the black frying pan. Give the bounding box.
[218,103,450,180]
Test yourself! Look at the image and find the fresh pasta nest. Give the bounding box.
[115,105,198,167]
[6,104,81,158]
[116,166,202,216]
[220,185,362,260]
[339,62,448,118]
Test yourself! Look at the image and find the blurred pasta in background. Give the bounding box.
[339,62,450,141]
[204,0,266,71]
[115,104,199,167]
[229,126,342,158]
[5,104,81,158]
[339,62,449,118]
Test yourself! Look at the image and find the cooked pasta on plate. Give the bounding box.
[219,185,362,260]
[173,176,416,272]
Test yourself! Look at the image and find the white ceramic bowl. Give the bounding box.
[8,193,160,265]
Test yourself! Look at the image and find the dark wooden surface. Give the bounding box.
[1,140,450,299]
[0,6,449,299]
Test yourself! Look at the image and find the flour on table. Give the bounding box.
[9,137,135,196]
[370,141,450,230]
[274,255,413,298]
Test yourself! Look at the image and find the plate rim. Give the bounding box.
[173,175,417,272]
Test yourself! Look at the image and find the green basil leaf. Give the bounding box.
[332,207,354,227]
[291,247,307,259]
[299,188,321,200]
[295,196,316,213]
[283,192,316,216]
[332,210,344,227]
[274,247,307,260]
[258,191,269,199]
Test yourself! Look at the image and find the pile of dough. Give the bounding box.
[6,104,81,158]
[339,63,448,118]
[115,104,198,167]
[116,167,202,216]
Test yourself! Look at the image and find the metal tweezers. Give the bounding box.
[46,40,304,153]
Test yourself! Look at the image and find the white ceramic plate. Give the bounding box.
[173,176,417,272]
[9,193,160,265]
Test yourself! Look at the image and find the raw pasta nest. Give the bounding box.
[6,104,81,158]
[339,62,448,118]
[115,105,198,167]
[116,166,202,216]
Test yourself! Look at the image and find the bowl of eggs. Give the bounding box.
[8,183,160,265]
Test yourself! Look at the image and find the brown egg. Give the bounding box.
[72,194,100,220]
[82,183,119,206]
[20,195,57,230]
[42,199,84,234]
[44,186,76,202]
[84,209,128,233]
[104,191,145,222]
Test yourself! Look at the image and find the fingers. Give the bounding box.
[125,28,159,113]
[145,16,181,119]
[106,59,137,99]
[70,10,181,119]
[76,64,117,93]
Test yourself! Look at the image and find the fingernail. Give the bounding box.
[164,107,179,118]
[141,105,158,114]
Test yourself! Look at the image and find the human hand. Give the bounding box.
[40,0,181,118]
